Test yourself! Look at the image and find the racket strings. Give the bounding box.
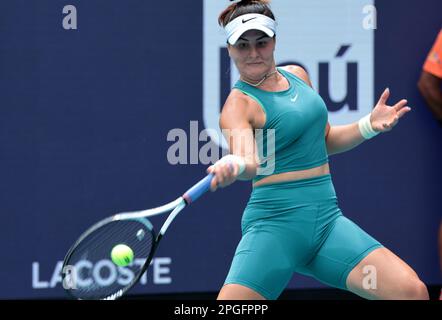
[64,219,154,299]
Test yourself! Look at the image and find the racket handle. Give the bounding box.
[182,173,214,204]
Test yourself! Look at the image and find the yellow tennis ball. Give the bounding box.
[111,244,134,267]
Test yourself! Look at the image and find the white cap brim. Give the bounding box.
[228,24,275,45]
[225,14,277,45]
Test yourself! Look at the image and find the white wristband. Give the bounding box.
[216,154,246,175]
[358,113,379,140]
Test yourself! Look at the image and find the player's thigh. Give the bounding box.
[223,221,307,300]
[296,215,382,290]
[346,247,428,300]
[217,284,266,300]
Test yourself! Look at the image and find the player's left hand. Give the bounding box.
[370,88,411,132]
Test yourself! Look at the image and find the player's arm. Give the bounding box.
[283,65,411,156]
[325,88,411,155]
[219,93,259,181]
[417,71,442,123]
[207,93,260,191]
[323,122,366,156]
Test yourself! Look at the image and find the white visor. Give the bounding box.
[225,13,276,45]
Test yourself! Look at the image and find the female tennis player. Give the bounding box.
[208,0,429,300]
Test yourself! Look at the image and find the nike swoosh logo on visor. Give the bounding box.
[242,17,257,23]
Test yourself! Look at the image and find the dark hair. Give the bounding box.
[218,0,275,27]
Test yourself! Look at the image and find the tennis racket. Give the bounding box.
[61,173,214,300]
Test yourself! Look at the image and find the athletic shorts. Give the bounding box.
[224,174,383,300]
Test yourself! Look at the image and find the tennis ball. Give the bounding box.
[111,244,134,267]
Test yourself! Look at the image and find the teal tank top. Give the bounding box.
[233,67,329,184]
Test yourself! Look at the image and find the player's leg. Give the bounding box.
[218,284,266,300]
[218,222,296,300]
[220,176,335,300]
[345,247,428,300]
[296,205,428,300]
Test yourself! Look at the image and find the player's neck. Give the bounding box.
[240,67,278,88]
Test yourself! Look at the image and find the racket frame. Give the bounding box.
[62,173,213,300]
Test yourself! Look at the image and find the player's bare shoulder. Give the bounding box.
[220,89,264,129]
[280,65,313,88]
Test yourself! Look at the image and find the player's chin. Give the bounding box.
[246,63,265,72]
[246,64,270,78]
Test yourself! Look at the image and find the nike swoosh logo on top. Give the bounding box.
[242,17,257,23]
[290,93,299,103]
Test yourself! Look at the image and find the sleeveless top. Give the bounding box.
[233,67,329,183]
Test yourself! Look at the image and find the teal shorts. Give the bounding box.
[224,174,383,300]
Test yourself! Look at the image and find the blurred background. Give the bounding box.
[0,0,440,299]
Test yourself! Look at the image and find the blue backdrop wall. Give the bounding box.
[0,0,440,299]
